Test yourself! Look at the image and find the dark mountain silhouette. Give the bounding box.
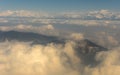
[0,31,65,44]
[76,39,107,54]
[75,39,107,66]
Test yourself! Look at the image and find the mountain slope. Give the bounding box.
[75,39,107,66]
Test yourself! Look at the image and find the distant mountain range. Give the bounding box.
[0,30,107,66]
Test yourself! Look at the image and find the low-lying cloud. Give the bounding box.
[0,41,119,75]
[0,41,81,75]
[70,33,84,41]
[0,24,60,36]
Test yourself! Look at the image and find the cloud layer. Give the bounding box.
[0,10,120,20]
[0,9,120,26]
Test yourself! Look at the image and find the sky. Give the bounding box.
[0,0,120,12]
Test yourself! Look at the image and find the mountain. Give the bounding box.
[76,39,107,54]
[0,30,107,66]
[75,39,107,66]
[0,31,65,44]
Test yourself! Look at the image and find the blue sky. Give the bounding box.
[0,0,119,12]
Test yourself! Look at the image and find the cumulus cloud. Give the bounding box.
[87,10,113,19]
[89,47,120,75]
[0,41,81,75]
[0,10,14,16]
[70,33,84,41]
[0,24,59,36]
[0,10,50,18]
[59,9,120,20]
[0,9,119,19]
[59,12,82,19]
[0,40,119,75]
[94,32,119,48]
[41,24,54,30]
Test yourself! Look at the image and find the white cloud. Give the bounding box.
[107,35,118,45]
[60,12,82,18]
[0,24,59,36]
[91,47,120,75]
[0,41,81,75]
[41,24,54,30]
[0,10,14,16]
[0,24,54,31]
[0,40,120,75]
[0,9,120,27]
[66,20,100,26]
[0,9,118,20]
[0,10,49,18]
[70,33,84,41]
[87,10,114,20]
[94,32,119,48]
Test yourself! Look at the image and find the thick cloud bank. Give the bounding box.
[0,41,120,75]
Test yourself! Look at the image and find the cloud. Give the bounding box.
[62,20,102,26]
[94,32,119,48]
[0,10,14,16]
[0,10,49,18]
[59,12,82,19]
[87,10,113,19]
[0,9,119,20]
[0,9,120,27]
[59,9,119,20]
[41,24,54,30]
[0,41,81,75]
[107,35,118,45]
[89,47,120,75]
[15,24,54,31]
[0,18,8,23]
[70,33,84,41]
[0,24,59,36]
[0,40,120,75]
